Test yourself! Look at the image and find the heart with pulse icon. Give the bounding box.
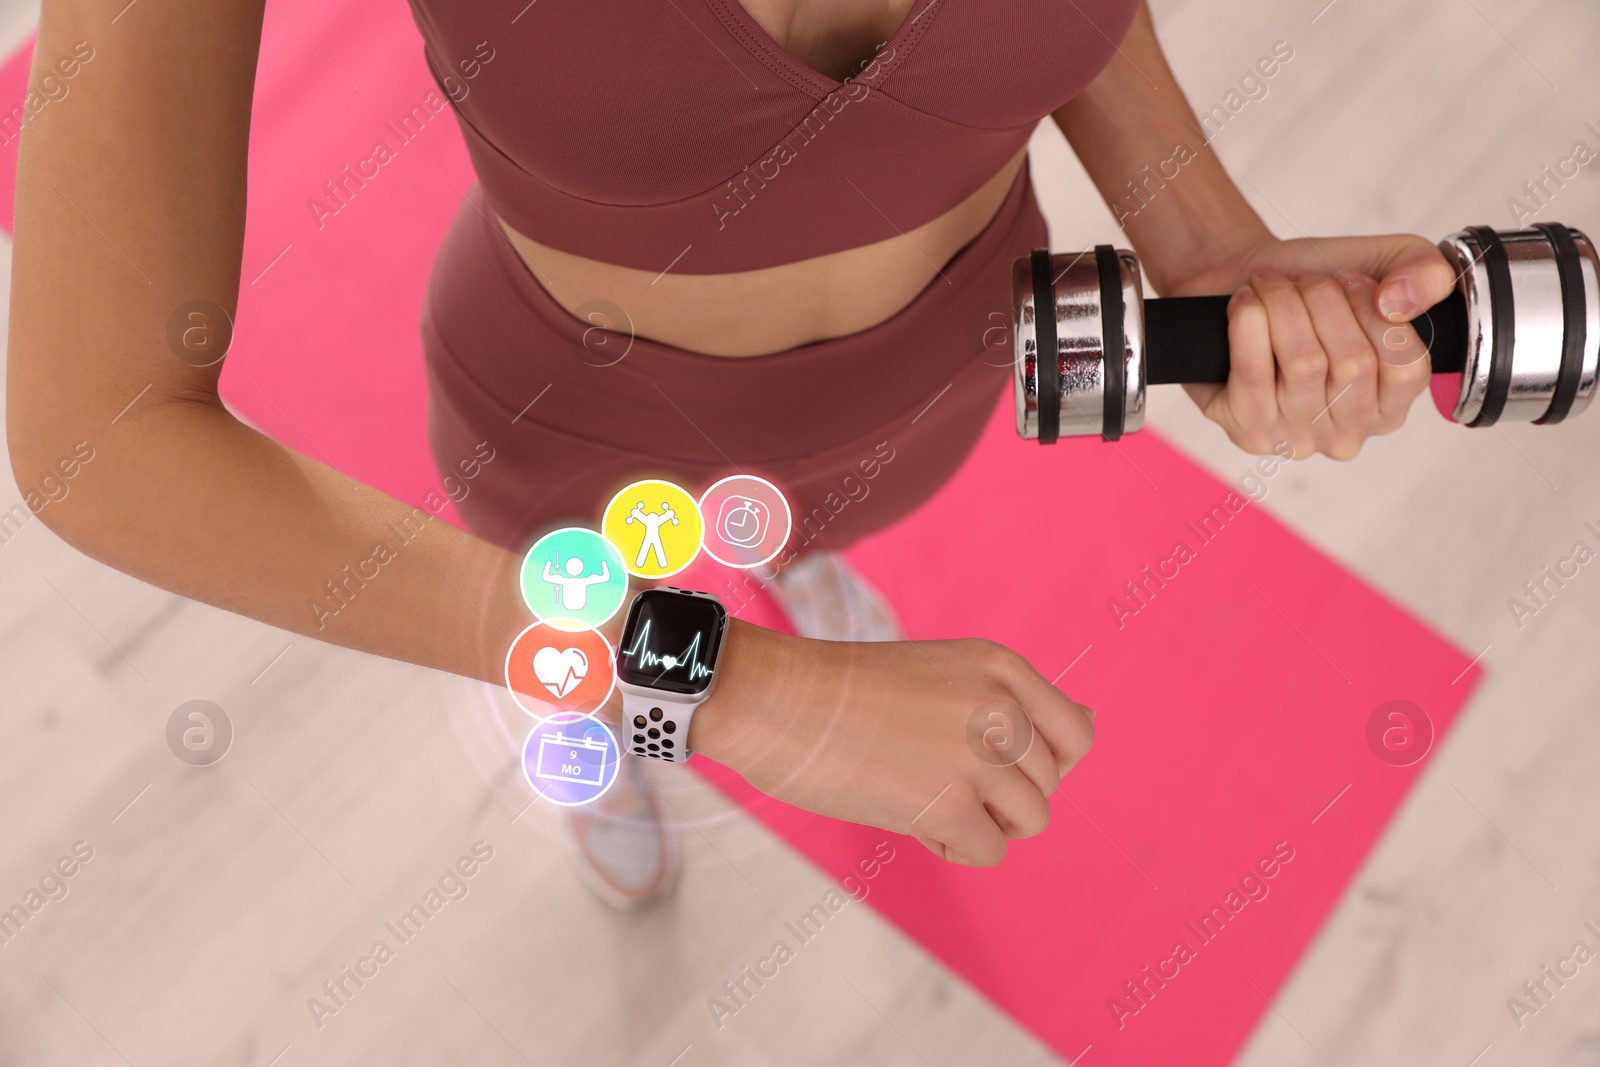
[505,621,616,717]
[532,646,588,699]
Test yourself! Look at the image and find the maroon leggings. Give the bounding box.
[421,161,1049,553]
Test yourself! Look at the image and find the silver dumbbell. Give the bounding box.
[1012,223,1600,442]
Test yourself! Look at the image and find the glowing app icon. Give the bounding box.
[522,712,620,807]
[602,480,703,578]
[698,475,792,569]
[520,527,628,631]
[505,622,615,718]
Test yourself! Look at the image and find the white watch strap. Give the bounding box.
[622,688,695,762]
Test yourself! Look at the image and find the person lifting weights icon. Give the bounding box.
[626,501,679,569]
[541,554,612,611]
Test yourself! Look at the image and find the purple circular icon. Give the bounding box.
[521,712,621,807]
[1365,699,1433,767]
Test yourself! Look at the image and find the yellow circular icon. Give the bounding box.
[602,480,703,578]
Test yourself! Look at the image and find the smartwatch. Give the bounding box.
[614,587,729,762]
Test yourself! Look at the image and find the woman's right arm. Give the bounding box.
[8,0,532,685]
[7,0,1094,866]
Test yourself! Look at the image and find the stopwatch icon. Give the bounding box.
[716,497,766,546]
[698,475,790,569]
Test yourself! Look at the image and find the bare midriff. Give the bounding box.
[495,145,1029,358]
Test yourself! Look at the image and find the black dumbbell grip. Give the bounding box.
[1143,290,1469,385]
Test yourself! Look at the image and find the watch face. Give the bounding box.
[616,589,726,695]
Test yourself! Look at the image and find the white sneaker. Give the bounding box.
[563,755,681,910]
[764,550,902,642]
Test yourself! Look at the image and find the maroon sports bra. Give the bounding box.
[404,0,1139,275]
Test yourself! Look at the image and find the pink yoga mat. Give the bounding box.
[0,10,1480,1065]
[682,404,1476,1063]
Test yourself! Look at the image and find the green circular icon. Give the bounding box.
[521,527,628,630]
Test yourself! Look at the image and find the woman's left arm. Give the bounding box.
[1050,2,1458,459]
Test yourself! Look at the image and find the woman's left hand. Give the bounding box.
[1163,235,1458,460]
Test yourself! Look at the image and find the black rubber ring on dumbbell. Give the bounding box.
[1031,248,1060,444]
[1464,226,1515,427]
[1095,244,1126,442]
[1531,222,1587,425]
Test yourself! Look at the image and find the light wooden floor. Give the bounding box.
[3,0,1599,1065]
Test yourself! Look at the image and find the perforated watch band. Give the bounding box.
[621,687,694,762]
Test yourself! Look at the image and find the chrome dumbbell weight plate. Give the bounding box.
[1431,224,1599,426]
[1012,244,1145,442]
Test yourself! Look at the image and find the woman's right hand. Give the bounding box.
[688,621,1096,867]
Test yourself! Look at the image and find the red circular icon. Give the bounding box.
[504,622,615,718]
[698,475,792,569]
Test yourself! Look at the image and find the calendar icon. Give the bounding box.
[521,712,620,808]
[534,732,608,787]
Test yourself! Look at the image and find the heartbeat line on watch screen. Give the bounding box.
[621,619,713,683]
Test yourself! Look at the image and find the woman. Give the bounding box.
[7,0,1453,907]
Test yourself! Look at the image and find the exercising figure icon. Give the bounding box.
[602,480,702,578]
[520,527,627,629]
[626,502,679,569]
[541,555,612,611]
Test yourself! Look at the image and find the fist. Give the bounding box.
[1169,235,1457,460]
